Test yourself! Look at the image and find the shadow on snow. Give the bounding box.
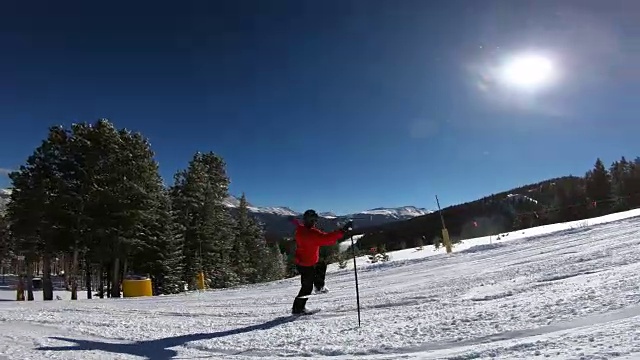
[35,315,298,360]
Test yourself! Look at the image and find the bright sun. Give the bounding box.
[499,53,556,90]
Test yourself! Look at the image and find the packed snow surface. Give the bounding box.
[1,210,640,359]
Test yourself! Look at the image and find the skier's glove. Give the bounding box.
[341,220,354,232]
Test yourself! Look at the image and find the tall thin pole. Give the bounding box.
[435,195,446,229]
[350,233,361,327]
[435,195,453,253]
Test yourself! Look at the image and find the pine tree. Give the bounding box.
[65,120,169,297]
[150,190,184,294]
[609,157,631,211]
[585,158,611,215]
[171,152,238,289]
[231,193,286,284]
[262,244,286,281]
[320,242,341,264]
[8,120,170,299]
[378,244,390,262]
[7,168,44,301]
[232,194,255,283]
[433,236,442,250]
[169,170,199,288]
[8,125,75,301]
[552,178,588,222]
[629,159,640,208]
[0,215,11,264]
[283,239,298,278]
[122,131,174,285]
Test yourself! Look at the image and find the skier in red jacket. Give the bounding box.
[290,209,352,315]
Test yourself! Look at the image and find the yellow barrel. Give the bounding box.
[197,271,205,290]
[122,277,153,298]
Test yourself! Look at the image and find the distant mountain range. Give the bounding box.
[223,195,433,238]
[223,194,432,219]
[0,188,432,238]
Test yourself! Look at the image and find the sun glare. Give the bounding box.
[500,53,556,90]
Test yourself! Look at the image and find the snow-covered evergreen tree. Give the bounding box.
[263,244,286,281]
[231,193,288,284]
[150,190,184,294]
[8,119,171,298]
[171,152,238,289]
[231,194,255,283]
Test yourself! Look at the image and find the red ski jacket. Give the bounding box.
[291,219,345,267]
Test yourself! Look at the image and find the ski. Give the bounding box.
[291,309,321,316]
[296,293,326,299]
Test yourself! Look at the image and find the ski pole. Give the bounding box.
[350,232,361,327]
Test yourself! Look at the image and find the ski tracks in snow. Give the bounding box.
[0,214,639,358]
[390,304,640,359]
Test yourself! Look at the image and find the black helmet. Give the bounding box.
[303,209,318,220]
[302,209,319,227]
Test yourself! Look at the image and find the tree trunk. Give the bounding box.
[42,254,53,301]
[64,253,71,289]
[70,246,79,300]
[93,268,99,294]
[59,253,65,276]
[98,262,104,298]
[26,261,34,301]
[16,276,25,301]
[85,260,92,300]
[110,257,120,298]
[79,260,84,291]
[106,262,111,298]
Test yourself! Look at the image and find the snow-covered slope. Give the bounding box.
[505,193,538,204]
[333,208,640,269]
[1,209,640,359]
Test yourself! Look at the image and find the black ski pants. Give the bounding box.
[314,260,327,290]
[292,261,328,313]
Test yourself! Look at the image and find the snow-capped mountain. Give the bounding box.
[0,189,431,237]
[319,212,337,219]
[223,195,432,236]
[222,196,298,217]
[222,196,242,208]
[361,206,433,218]
[223,195,431,220]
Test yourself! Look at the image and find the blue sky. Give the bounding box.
[0,0,638,215]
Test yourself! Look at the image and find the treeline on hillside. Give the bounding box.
[0,119,286,301]
[357,157,640,251]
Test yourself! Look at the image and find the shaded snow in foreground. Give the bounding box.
[0,210,639,359]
